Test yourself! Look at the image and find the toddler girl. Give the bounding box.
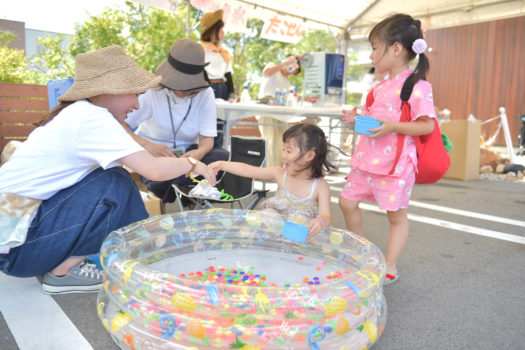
[211,123,334,239]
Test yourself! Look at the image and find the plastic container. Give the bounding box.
[282,221,308,242]
[274,89,281,105]
[240,83,251,103]
[280,90,287,106]
[355,116,382,135]
[285,87,296,106]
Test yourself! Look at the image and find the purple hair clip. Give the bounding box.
[412,38,427,55]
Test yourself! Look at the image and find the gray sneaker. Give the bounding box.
[42,260,104,295]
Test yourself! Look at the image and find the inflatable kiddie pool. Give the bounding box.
[97,209,387,349]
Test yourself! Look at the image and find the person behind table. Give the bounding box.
[199,9,235,148]
[257,55,301,167]
[258,55,301,100]
[339,13,436,286]
[125,39,229,204]
[0,45,216,294]
[210,123,333,239]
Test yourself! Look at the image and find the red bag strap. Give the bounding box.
[365,88,375,108]
[364,79,388,110]
[388,101,410,175]
[388,78,415,175]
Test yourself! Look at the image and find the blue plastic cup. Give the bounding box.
[282,221,309,243]
[355,116,382,135]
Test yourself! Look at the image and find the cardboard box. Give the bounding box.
[141,191,162,217]
[440,120,481,180]
[123,166,147,192]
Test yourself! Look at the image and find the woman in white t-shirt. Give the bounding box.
[199,9,235,148]
[0,45,216,295]
[125,39,229,204]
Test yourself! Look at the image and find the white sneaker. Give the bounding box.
[42,260,104,295]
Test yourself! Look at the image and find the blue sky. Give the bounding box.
[1,0,127,34]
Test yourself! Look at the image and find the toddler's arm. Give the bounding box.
[342,107,358,125]
[209,161,280,182]
[307,179,332,239]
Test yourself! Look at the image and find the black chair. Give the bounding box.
[173,136,268,211]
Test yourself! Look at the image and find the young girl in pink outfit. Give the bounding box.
[339,14,436,285]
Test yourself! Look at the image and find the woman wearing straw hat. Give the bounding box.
[0,45,216,294]
[125,39,229,205]
[199,9,235,148]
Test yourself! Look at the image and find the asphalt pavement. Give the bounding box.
[1,170,524,350]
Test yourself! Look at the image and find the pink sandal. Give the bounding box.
[384,273,399,286]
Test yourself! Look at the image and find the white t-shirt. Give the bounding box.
[258,62,293,99]
[126,87,217,152]
[0,100,143,200]
[204,50,233,80]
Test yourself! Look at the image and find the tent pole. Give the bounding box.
[336,29,350,106]
[186,0,190,38]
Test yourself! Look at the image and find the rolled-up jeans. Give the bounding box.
[0,167,148,277]
[211,82,229,148]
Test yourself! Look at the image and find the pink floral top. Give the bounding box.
[350,69,436,176]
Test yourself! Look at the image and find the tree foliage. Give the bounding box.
[0,30,36,83]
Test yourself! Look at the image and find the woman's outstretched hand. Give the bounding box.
[191,161,217,186]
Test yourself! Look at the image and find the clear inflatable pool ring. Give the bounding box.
[97,209,387,349]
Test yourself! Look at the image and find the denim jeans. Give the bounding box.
[211,82,229,148]
[0,167,148,277]
[142,145,229,203]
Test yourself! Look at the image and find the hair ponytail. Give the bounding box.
[402,53,429,101]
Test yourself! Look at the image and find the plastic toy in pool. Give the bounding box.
[97,209,387,349]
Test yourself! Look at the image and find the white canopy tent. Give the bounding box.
[133,0,524,40]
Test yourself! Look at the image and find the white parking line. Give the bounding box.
[409,200,525,227]
[332,197,525,245]
[0,274,93,350]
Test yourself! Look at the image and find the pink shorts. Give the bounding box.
[340,165,415,211]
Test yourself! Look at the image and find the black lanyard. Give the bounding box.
[166,93,193,149]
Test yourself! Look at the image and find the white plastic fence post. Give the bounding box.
[499,107,516,164]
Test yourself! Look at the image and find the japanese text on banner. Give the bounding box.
[261,13,303,44]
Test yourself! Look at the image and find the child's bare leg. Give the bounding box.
[339,197,362,235]
[385,209,409,276]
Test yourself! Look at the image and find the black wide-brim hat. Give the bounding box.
[155,39,210,91]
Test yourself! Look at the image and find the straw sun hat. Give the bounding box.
[155,39,210,92]
[200,9,223,33]
[58,45,161,102]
